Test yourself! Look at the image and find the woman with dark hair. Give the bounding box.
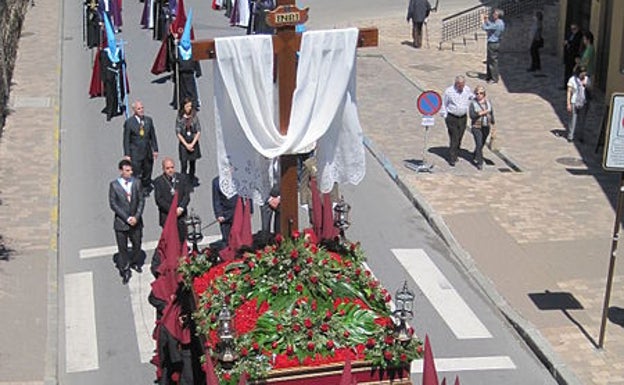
[579,30,595,77]
[527,10,543,72]
[175,97,202,186]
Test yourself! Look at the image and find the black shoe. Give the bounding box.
[476,163,483,170]
[192,177,200,187]
[449,161,456,167]
[122,269,132,285]
[130,264,143,273]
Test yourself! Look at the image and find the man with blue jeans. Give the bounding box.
[482,9,505,84]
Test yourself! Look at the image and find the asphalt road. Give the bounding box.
[57,0,557,384]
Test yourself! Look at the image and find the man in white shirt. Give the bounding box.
[440,76,473,166]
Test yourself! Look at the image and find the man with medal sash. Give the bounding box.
[108,159,146,284]
[123,100,159,195]
[153,157,191,243]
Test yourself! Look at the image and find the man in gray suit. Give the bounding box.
[109,159,146,284]
[123,100,159,195]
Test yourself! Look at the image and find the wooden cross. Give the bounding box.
[192,0,378,236]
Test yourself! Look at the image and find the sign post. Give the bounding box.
[405,90,442,173]
[598,93,624,348]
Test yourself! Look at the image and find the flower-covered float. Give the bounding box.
[179,229,423,385]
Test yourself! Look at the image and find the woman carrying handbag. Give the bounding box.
[469,85,496,170]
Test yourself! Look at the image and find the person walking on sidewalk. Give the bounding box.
[482,8,505,84]
[469,85,495,170]
[406,0,431,48]
[175,97,202,187]
[566,66,590,143]
[527,11,543,72]
[440,75,472,166]
[109,159,146,284]
[123,100,159,196]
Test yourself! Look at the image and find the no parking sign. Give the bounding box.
[417,90,442,126]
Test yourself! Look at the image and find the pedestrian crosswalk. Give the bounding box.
[63,247,515,376]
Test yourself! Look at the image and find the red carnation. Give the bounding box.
[321,323,329,332]
[306,257,313,264]
[250,279,256,286]
[272,257,279,265]
[384,335,395,345]
[271,285,279,294]
[296,283,303,292]
[292,309,298,316]
[293,323,301,332]
[326,340,335,350]
[311,301,317,311]
[272,341,279,349]
[292,230,301,239]
[287,272,294,280]
[336,273,342,280]
[365,270,371,277]
[417,345,423,354]
[276,324,284,332]
[327,288,333,295]
[252,342,260,350]
[286,345,294,355]
[307,342,315,351]
[248,261,255,269]
[310,244,318,253]
[241,347,249,356]
[366,338,376,348]
[400,353,408,362]
[322,258,328,265]
[304,318,313,328]
[224,372,231,380]
[339,309,345,316]
[291,249,299,259]
[307,330,313,339]
[343,330,350,338]
[325,310,332,319]
[230,282,237,290]
[355,268,361,276]
[383,351,393,360]
[294,265,301,273]
[275,234,283,243]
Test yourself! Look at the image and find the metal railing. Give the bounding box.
[439,0,543,50]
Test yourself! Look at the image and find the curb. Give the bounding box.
[43,0,63,383]
[363,133,583,385]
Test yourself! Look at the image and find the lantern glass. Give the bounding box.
[185,209,203,244]
[333,197,352,233]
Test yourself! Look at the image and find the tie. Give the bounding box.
[125,180,131,202]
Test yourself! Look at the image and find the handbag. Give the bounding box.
[488,125,499,151]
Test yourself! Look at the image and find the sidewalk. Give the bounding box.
[348,11,624,385]
[0,0,60,384]
[1,2,623,385]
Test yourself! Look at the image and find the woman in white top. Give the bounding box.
[566,66,590,143]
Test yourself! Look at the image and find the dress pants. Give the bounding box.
[486,42,500,82]
[114,227,143,270]
[261,204,281,234]
[131,156,154,188]
[445,114,467,164]
[411,22,424,48]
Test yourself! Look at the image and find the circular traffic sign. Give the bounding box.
[417,90,442,116]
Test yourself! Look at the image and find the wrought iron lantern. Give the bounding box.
[393,281,415,343]
[333,196,351,240]
[217,303,237,368]
[185,209,203,252]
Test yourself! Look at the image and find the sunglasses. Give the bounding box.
[476,92,485,95]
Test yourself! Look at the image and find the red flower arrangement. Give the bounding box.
[181,234,423,385]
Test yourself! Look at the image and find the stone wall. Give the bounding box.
[0,0,30,133]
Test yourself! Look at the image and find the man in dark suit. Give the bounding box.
[153,157,191,243]
[123,100,159,195]
[212,175,238,244]
[109,159,146,284]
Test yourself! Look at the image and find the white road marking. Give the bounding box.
[79,235,221,259]
[392,249,492,339]
[128,264,157,363]
[411,356,516,373]
[64,272,99,373]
